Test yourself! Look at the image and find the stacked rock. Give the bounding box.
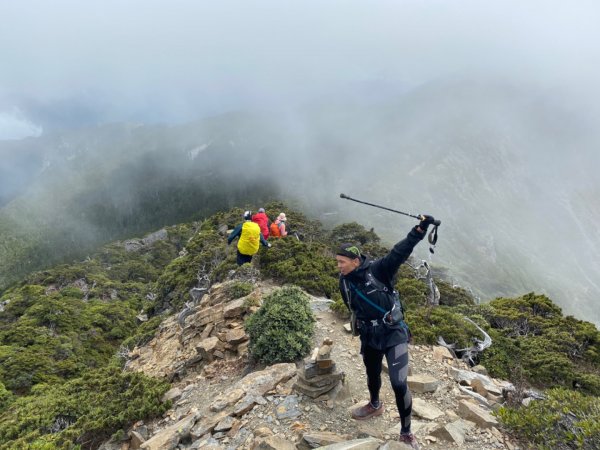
[293,338,345,398]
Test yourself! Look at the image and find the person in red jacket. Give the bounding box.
[252,208,270,239]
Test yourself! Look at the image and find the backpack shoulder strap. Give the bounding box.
[365,262,391,293]
[366,262,406,315]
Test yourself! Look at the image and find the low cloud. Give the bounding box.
[1,1,599,129]
[0,109,42,140]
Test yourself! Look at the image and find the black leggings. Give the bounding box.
[236,250,253,266]
[362,342,412,434]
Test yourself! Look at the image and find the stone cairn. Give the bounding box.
[293,338,344,398]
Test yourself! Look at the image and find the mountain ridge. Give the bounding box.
[0,203,598,448]
[1,80,598,324]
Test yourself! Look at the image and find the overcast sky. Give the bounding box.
[1,0,600,138]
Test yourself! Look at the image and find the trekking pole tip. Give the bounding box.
[340,193,349,199]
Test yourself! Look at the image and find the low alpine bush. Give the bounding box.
[245,286,315,365]
[497,387,600,450]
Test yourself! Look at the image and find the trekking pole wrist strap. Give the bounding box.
[428,225,438,245]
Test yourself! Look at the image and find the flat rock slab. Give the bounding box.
[407,374,440,393]
[302,431,348,448]
[412,398,444,420]
[254,435,297,450]
[318,437,383,450]
[140,412,199,450]
[458,400,499,428]
[431,419,476,445]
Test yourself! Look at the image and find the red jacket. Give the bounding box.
[252,212,270,239]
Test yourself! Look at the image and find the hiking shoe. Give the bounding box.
[351,401,384,420]
[399,432,420,450]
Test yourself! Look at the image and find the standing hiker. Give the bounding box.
[252,208,270,239]
[270,212,288,238]
[336,215,436,450]
[228,211,271,265]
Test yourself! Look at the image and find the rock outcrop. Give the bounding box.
[115,283,523,450]
[126,281,255,381]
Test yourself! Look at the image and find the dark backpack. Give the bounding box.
[345,262,404,321]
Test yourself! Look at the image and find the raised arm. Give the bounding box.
[371,215,437,284]
[227,224,243,245]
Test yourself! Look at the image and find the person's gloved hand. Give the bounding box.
[418,215,436,232]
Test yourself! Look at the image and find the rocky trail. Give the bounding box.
[110,281,526,450]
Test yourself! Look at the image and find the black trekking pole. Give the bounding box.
[340,193,441,252]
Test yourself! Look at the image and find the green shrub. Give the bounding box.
[243,294,261,308]
[395,278,428,309]
[260,238,339,298]
[209,253,238,284]
[200,208,246,232]
[0,285,46,323]
[477,329,519,380]
[0,381,12,412]
[225,281,254,299]
[330,295,350,319]
[328,222,388,259]
[407,306,484,348]
[578,373,600,395]
[497,388,600,450]
[245,286,315,365]
[120,316,163,352]
[155,230,227,312]
[0,286,139,393]
[481,293,600,395]
[436,280,476,306]
[108,261,159,283]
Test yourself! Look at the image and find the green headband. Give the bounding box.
[337,244,361,259]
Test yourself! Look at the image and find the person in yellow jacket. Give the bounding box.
[228,211,271,265]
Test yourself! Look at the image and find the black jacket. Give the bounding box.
[339,226,425,350]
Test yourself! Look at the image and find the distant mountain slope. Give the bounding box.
[1,80,598,324]
[0,116,283,290]
[280,81,600,325]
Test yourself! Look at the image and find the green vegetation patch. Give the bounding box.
[260,238,339,299]
[497,388,600,450]
[407,306,486,349]
[225,281,254,300]
[0,367,170,450]
[436,280,476,307]
[155,229,228,312]
[328,222,388,259]
[480,293,600,395]
[0,288,138,392]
